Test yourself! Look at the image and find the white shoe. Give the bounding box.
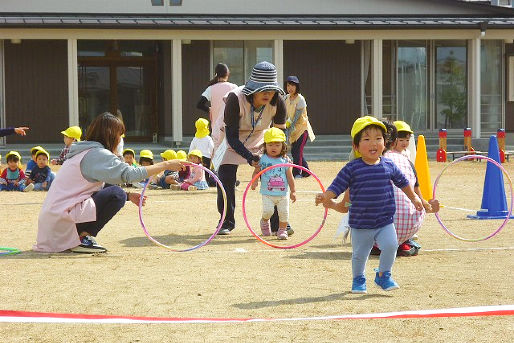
[23,183,34,192]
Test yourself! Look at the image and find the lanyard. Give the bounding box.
[250,104,265,129]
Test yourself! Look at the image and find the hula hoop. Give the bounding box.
[242,163,328,249]
[433,155,513,242]
[0,247,21,255]
[138,162,227,252]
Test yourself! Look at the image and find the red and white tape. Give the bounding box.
[0,305,512,324]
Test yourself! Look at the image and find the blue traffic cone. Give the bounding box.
[468,135,514,219]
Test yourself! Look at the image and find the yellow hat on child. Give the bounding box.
[139,149,154,160]
[393,121,414,134]
[195,118,210,139]
[30,145,44,155]
[35,149,50,160]
[351,116,387,138]
[122,148,135,156]
[5,151,21,161]
[160,149,177,160]
[188,149,203,159]
[176,150,187,161]
[264,127,286,143]
[61,126,82,141]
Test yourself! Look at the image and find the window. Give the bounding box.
[151,0,164,6]
[170,0,183,5]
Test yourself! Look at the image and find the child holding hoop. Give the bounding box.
[316,116,422,293]
[251,128,296,240]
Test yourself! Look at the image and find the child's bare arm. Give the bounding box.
[401,184,423,211]
[414,185,432,212]
[251,166,260,190]
[286,166,296,202]
[315,190,337,209]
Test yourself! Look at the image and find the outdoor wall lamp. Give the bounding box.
[479,21,488,37]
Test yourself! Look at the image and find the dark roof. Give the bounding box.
[0,14,512,29]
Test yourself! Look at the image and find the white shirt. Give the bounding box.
[189,136,214,158]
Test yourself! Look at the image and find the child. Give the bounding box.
[392,121,413,160]
[133,150,158,188]
[157,150,180,189]
[0,151,33,192]
[180,150,209,191]
[26,149,55,191]
[51,126,82,165]
[176,150,190,182]
[315,116,422,294]
[251,128,296,240]
[122,148,138,167]
[189,118,215,186]
[25,145,44,178]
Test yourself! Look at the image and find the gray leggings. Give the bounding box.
[351,223,398,278]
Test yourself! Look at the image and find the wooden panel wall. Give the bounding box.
[182,40,210,135]
[4,39,68,143]
[506,43,514,132]
[283,40,361,134]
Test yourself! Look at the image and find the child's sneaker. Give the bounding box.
[170,184,181,190]
[260,219,271,236]
[374,270,399,291]
[352,275,367,294]
[187,185,197,191]
[23,183,34,192]
[277,229,288,240]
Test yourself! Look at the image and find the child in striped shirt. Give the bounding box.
[316,116,422,294]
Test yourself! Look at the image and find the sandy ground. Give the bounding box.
[0,161,513,342]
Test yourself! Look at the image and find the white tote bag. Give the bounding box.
[211,137,228,172]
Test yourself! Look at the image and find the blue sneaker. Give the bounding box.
[352,276,367,294]
[374,270,399,291]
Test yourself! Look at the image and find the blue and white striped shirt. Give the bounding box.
[327,157,409,229]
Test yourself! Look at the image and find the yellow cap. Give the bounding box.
[188,149,203,160]
[176,150,187,161]
[35,148,50,160]
[160,149,177,160]
[5,150,21,161]
[122,148,135,156]
[139,149,154,160]
[264,127,286,143]
[195,118,210,139]
[351,116,387,138]
[61,126,82,141]
[393,121,414,134]
[30,145,44,155]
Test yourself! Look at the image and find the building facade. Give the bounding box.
[0,0,513,144]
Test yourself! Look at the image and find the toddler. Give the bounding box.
[51,126,82,165]
[251,128,296,240]
[0,151,33,192]
[26,149,55,191]
[179,150,209,191]
[25,145,44,178]
[122,148,138,167]
[189,118,215,186]
[316,116,422,294]
[176,150,190,182]
[134,150,158,188]
[157,150,180,189]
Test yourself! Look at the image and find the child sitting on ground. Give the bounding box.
[25,148,55,191]
[316,116,423,294]
[25,145,44,179]
[133,150,158,188]
[157,150,180,189]
[176,150,190,182]
[179,150,209,191]
[0,151,33,192]
[189,118,215,186]
[122,148,138,167]
[51,126,82,165]
[251,128,296,240]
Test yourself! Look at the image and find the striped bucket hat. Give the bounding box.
[242,61,285,96]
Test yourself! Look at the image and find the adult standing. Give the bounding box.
[215,61,287,235]
[197,63,238,143]
[283,76,315,178]
[34,113,184,253]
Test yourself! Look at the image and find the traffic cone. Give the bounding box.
[468,135,514,219]
[414,135,432,201]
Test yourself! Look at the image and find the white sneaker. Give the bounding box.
[23,183,34,192]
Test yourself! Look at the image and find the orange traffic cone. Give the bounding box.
[414,135,433,201]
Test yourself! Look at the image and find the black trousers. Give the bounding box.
[216,164,288,231]
[76,185,126,237]
[202,156,217,187]
[291,130,310,177]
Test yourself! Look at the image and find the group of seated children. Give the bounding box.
[0,125,81,192]
[121,148,209,191]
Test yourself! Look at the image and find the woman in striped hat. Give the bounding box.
[214,61,291,235]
